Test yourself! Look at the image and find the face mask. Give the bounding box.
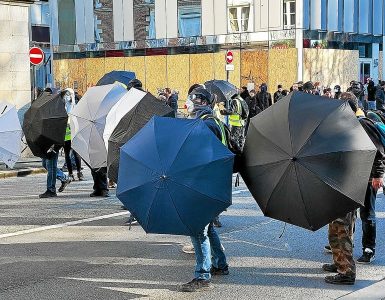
[64,94,71,102]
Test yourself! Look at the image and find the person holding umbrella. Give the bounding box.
[323,92,385,285]
[179,87,229,293]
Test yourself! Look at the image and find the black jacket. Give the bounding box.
[256,92,272,111]
[359,117,385,179]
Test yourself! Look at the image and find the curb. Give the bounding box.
[0,168,47,179]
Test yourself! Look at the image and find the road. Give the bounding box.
[0,169,385,299]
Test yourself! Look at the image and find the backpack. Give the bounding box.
[236,96,249,120]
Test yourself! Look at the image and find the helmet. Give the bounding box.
[189,87,214,105]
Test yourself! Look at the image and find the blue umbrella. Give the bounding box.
[116,116,234,236]
[96,71,136,87]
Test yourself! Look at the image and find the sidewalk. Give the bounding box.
[0,157,46,179]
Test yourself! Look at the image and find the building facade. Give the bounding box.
[39,1,385,100]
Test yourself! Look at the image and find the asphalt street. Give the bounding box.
[0,168,385,300]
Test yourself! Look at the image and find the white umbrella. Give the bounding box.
[103,88,146,151]
[0,102,22,168]
[70,84,127,169]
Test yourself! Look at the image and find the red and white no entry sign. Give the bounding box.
[29,47,44,66]
[226,50,234,64]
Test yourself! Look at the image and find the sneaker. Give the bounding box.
[182,245,195,254]
[39,190,57,198]
[125,215,138,225]
[179,278,212,292]
[324,245,332,254]
[58,179,70,192]
[325,273,355,285]
[101,190,110,197]
[90,191,101,197]
[213,217,222,228]
[322,263,337,273]
[210,265,229,276]
[77,172,84,181]
[357,248,375,264]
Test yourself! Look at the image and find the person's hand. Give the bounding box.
[372,178,383,190]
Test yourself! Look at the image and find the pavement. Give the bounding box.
[0,158,46,179]
[0,168,385,299]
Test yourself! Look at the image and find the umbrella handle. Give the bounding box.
[1,105,7,115]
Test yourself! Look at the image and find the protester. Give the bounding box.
[63,88,83,181]
[375,81,385,111]
[302,81,314,94]
[367,79,377,110]
[333,85,342,99]
[273,85,284,102]
[240,86,250,100]
[165,88,178,117]
[256,83,272,111]
[179,87,229,292]
[291,83,299,92]
[322,87,332,98]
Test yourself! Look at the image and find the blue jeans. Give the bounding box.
[42,152,67,193]
[190,222,227,280]
[360,183,377,252]
[367,101,376,110]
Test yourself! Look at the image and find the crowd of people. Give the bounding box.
[36,76,385,292]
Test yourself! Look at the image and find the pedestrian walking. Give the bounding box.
[179,87,229,293]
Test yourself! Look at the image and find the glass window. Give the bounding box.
[58,0,76,45]
[178,0,202,37]
[283,0,296,29]
[227,3,252,33]
[134,0,156,40]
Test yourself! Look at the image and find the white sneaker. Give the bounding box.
[182,245,195,254]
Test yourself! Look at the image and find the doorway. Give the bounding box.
[360,60,372,83]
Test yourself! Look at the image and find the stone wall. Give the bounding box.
[303,49,359,92]
[0,4,31,109]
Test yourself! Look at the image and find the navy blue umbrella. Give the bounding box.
[116,116,234,236]
[96,71,136,87]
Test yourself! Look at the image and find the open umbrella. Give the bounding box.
[23,92,68,159]
[107,92,174,183]
[241,91,377,231]
[0,102,23,168]
[204,80,238,105]
[96,71,135,87]
[70,84,127,169]
[103,88,147,152]
[116,116,234,236]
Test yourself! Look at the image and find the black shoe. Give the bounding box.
[357,248,375,264]
[325,273,355,285]
[77,172,84,181]
[324,245,332,254]
[39,190,57,198]
[213,217,222,228]
[101,190,110,197]
[120,205,128,210]
[179,278,212,292]
[210,265,229,276]
[322,263,337,273]
[90,191,101,197]
[58,179,70,192]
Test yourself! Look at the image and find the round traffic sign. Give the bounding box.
[29,47,45,66]
[226,50,234,64]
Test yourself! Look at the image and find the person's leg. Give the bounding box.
[360,184,377,252]
[63,141,73,176]
[45,157,57,193]
[208,223,228,271]
[190,225,211,280]
[91,167,109,196]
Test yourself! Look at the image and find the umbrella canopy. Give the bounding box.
[107,92,174,183]
[103,88,147,152]
[116,116,234,236]
[0,102,23,168]
[204,80,238,105]
[96,71,135,87]
[70,84,127,169]
[22,92,68,159]
[241,91,377,231]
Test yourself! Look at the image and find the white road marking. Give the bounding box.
[0,211,128,239]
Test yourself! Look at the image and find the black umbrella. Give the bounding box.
[96,71,135,87]
[241,91,377,231]
[107,92,174,182]
[204,80,238,107]
[23,92,68,159]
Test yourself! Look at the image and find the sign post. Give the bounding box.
[29,47,45,100]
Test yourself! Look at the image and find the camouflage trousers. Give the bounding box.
[230,126,245,150]
[328,211,357,276]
